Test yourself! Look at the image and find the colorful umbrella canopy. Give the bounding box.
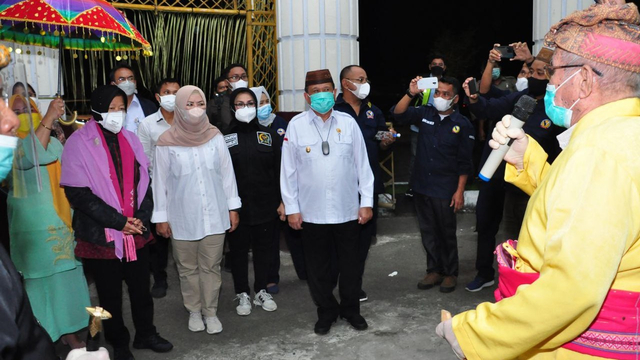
[0,0,151,54]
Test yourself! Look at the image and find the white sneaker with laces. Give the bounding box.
[188,312,205,332]
[235,292,252,316]
[254,289,277,311]
[204,316,223,334]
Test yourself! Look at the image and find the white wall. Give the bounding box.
[532,0,591,55]
[277,0,359,111]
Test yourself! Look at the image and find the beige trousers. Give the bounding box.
[171,234,225,317]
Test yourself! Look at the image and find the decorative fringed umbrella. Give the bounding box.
[0,0,152,124]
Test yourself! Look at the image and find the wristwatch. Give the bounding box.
[406,88,416,99]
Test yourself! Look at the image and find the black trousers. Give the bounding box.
[266,221,282,285]
[149,223,169,283]
[474,165,528,280]
[302,221,360,321]
[330,198,379,290]
[414,193,459,276]
[474,174,506,280]
[84,246,156,349]
[284,224,306,280]
[227,219,276,294]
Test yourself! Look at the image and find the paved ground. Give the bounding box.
[59,197,507,360]
[58,125,502,359]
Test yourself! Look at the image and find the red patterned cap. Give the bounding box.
[544,3,640,73]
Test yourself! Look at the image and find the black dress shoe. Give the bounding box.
[151,280,168,298]
[114,347,135,360]
[314,318,336,335]
[341,314,368,331]
[132,333,173,353]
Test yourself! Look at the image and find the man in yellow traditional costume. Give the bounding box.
[437,2,640,359]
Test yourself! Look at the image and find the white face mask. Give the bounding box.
[159,94,176,112]
[230,79,248,90]
[117,80,136,96]
[433,96,455,112]
[99,111,125,133]
[515,77,529,92]
[348,81,370,100]
[234,107,256,123]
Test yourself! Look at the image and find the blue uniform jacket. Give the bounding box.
[334,94,388,194]
[392,103,475,199]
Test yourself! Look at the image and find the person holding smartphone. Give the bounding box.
[392,76,475,293]
[403,53,447,198]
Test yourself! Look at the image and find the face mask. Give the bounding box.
[17,112,42,135]
[0,135,18,181]
[117,80,136,96]
[234,107,256,123]
[430,66,444,77]
[257,104,272,121]
[433,96,455,112]
[186,107,207,124]
[515,77,529,92]
[230,79,248,90]
[99,111,125,133]
[527,77,549,98]
[309,92,335,114]
[492,68,501,80]
[159,94,176,112]
[544,69,582,128]
[347,81,370,100]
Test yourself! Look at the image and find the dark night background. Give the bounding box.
[358,0,640,113]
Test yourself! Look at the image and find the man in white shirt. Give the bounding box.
[280,69,374,335]
[137,78,180,299]
[110,63,157,134]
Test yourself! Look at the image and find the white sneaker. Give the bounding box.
[254,289,277,312]
[188,312,205,332]
[204,316,223,334]
[235,292,252,316]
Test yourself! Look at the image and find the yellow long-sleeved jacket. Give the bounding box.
[453,98,640,360]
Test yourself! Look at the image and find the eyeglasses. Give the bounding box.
[347,77,370,85]
[234,101,256,109]
[546,64,603,77]
[116,76,135,83]
[228,74,248,82]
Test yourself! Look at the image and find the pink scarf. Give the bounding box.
[60,120,150,261]
[96,129,137,261]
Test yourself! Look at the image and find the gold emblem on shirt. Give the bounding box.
[306,146,311,153]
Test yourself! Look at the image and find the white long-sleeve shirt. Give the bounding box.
[151,134,241,240]
[137,109,170,176]
[280,109,374,224]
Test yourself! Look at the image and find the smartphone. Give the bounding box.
[417,77,438,90]
[468,78,478,95]
[496,45,515,59]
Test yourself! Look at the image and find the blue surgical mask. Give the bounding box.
[0,134,18,181]
[309,92,335,114]
[492,68,501,79]
[544,69,581,128]
[257,104,272,121]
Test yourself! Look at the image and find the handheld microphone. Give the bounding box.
[478,95,536,181]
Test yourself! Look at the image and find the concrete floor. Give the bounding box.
[58,129,501,359]
[60,196,503,360]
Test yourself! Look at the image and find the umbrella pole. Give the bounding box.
[58,35,62,96]
[56,36,77,125]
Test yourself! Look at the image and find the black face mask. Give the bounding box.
[430,66,444,77]
[527,77,549,98]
